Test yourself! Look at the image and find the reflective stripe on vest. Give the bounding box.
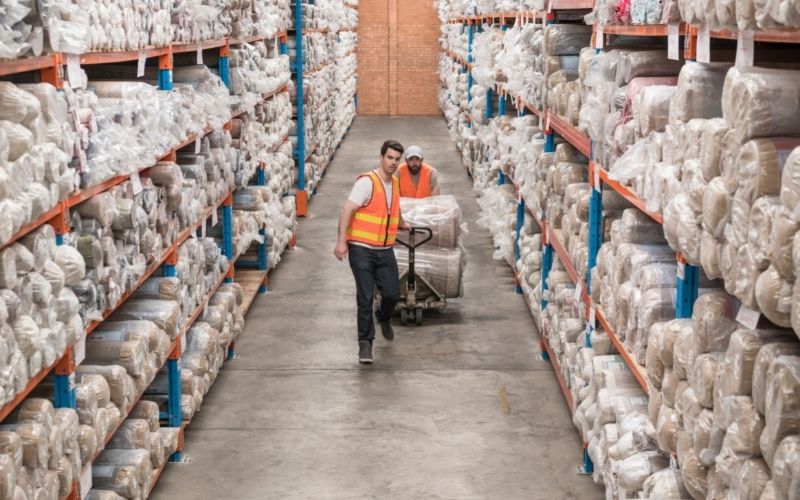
[397,163,433,198]
[346,171,400,247]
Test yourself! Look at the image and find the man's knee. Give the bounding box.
[382,288,400,305]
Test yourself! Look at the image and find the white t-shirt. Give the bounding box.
[348,171,393,207]
[347,171,395,250]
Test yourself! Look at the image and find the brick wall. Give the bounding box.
[357,0,441,116]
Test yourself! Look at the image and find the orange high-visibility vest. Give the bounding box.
[397,163,433,198]
[346,171,400,247]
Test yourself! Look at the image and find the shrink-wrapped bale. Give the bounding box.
[133,277,181,302]
[54,245,86,287]
[95,449,152,487]
[755,265,793,328]
[643,468,690,499]
[695,410,724,466]
[780,146,800,215]
[95,321,170,366]
[78,374,111,408]
[158,427,180,456]
[395,246,464,299]
[703,177,731,239]
[731,458,771,500]
[78,425,98,463]
[657,404,681,453]
[681,447,709,500]
[722,67,800,142]
[542,25,592,55]
[700,231,723,279]
[635,85,676,136]
[760,355,800,465]
[0,453,14,500]
[85,335,148,378]
[748,196,782,269]
[616,451,670,491]
[0,432,23,471]
[56,455,74,497]
[691,291,738,355]
[771,207,798,281]
[14,398,55,432]
[107,419,149,450]
[76,366,134,409]
[669,63,730,127]
[646,323,666,389]
[720,328,794,398]
[91,465,141,499]
[673,326,694,381]
[772,435,800,500]
[85,490,126,499]
[0,423,47,469]
[753,342,800,414]
[692,353,723,408]
[111,300,180,338]
[738,139,800,205]
[398,196,463,248]
[145,431,165,468]
[128,402,160,432]
[722,396,764,457]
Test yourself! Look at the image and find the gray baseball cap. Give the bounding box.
[405,145,423,159]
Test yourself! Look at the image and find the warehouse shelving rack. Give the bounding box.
[0,30,294,499]
[290,0,359,217]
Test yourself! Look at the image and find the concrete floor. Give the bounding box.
[152,116,604,500]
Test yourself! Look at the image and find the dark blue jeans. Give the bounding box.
[348,244,400,342]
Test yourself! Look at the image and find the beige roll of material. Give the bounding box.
[646,322,667,389]
[91,465,141,499]
[700,231,724,279]
[56,455,73,497]
[649,387,663,426]
[84,489,126,499]
[737,138,800,203]
[617,451,671,491]
[677,387,704,436]
[759,480,778,500]
[780,146,800,215]
[77,365,134,409]
[673,326,694,381]
[78,374,111,408]
[398,196,463,249]
[707,466,727,500]
[755,265,794,328]
[717,445,750,488]
[92,406,109,446]
[657,404,682,453]
[145,431,166,469]
[95,449,152,487]
[677,429,694,467]
[734,245,764,309]
[691,291,738,354]
[669,62,730,129]
[693,409,723,465]
[748,196,783,269]
[722,396,765,457]
[132,277,181,302]
[15,398,55,432]
[700,118,730,181]
[681,447,709,500]
[158,428,179,457]
[772,435,800,500]
[98,321,171,365]
[795,274,800,338]
[108,419,149,450]
[760,355,800,466]
[0,432,23,470]
[84,336,148,378]
[691,352,724,409]
[771,207,798,281]
[752,342,800,414]
[112,299,181,339]
[659,319,693,368]
[703,177,732,239]
[78,425,97,463]
[719,328,795,398]
[721,129,743,194]
[722,67,800,142]
[128,401,160,433]
[395,246,464,299]
[731,458,771,500]
[643,469,691,499]
[0,422,48,469]
[0,451,14,500]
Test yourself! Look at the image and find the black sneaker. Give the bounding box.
[379,321,394,341]
[358,341,373,364]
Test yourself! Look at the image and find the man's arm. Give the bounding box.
[430,168,441,196]
[334,200,360,260]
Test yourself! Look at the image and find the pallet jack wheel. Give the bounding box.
[414,307,423,326]
[400,308,409,325]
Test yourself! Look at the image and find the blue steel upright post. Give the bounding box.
[294,0,306,193]
[219,43,231,89]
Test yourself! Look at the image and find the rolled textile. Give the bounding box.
[128,401,160,432]
[772,435,800,500]
[700,118,730,181]
[646,322,667,389]
[779,146,800,216]
[542,25,592,56]
[771,207,798,280]
[703,177,731,240]
[669,62,730,128]
[616,451,670,491]
[681,447,709,500]
[737,138,800,203]
[158,427,180,456]
[0,432,23,470]
[722,66,800,142]
[718,328,794,398]
[91,465,141,499]
[398,196,463,248]
[691,353,724,408]
[94,449,152,487]
[111,299,181,339]
[394,246,464,299]
[691,291,738,355]
[731,458,771,500]
[752,342,800,414]
[616,51,683,86]
[78,425,98,463]
[755,265,793,328]
[643,469,690,499]
[635,85,676,136]
[0,422,48,469]
[657,404,681,453]
[721,396,764,457]
[84,335,148,377]
[76,365,135,409]
[794,274,800,338]
[760,355,800,466]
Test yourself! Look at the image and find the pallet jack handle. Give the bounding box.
[395,227,433,290]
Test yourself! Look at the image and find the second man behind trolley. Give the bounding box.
[396,145,441,198]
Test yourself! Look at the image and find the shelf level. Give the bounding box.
[597,23,687,36]
[546,111,591,157]
[689,24,800,43]
[595,163,664,225]
[0,54,58,77]
[595,307,650,392]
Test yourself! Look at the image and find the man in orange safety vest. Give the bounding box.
[334,140,408,364]
[396,145,441,198]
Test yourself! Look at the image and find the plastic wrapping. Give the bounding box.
[616,451,670,491]
[780,146,800,216]
[398,196,463,248]
[394,246,465,299]
[111,300,180,339]
[755,265,794,327]
[691,353,723,408]
[76,365,135,409]
[718,328,794,398]
[722,66,800,142]
[91,465,141,499]
[772,435,800,500]
[681,447,709,500]
[760,355,800,466]
[85,335,148,377]
[690,291,738,355]
[0,422,48,469]
[752,343,800,414]
[542,25,592,55]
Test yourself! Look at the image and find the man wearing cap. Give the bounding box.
[396,145,441,198]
